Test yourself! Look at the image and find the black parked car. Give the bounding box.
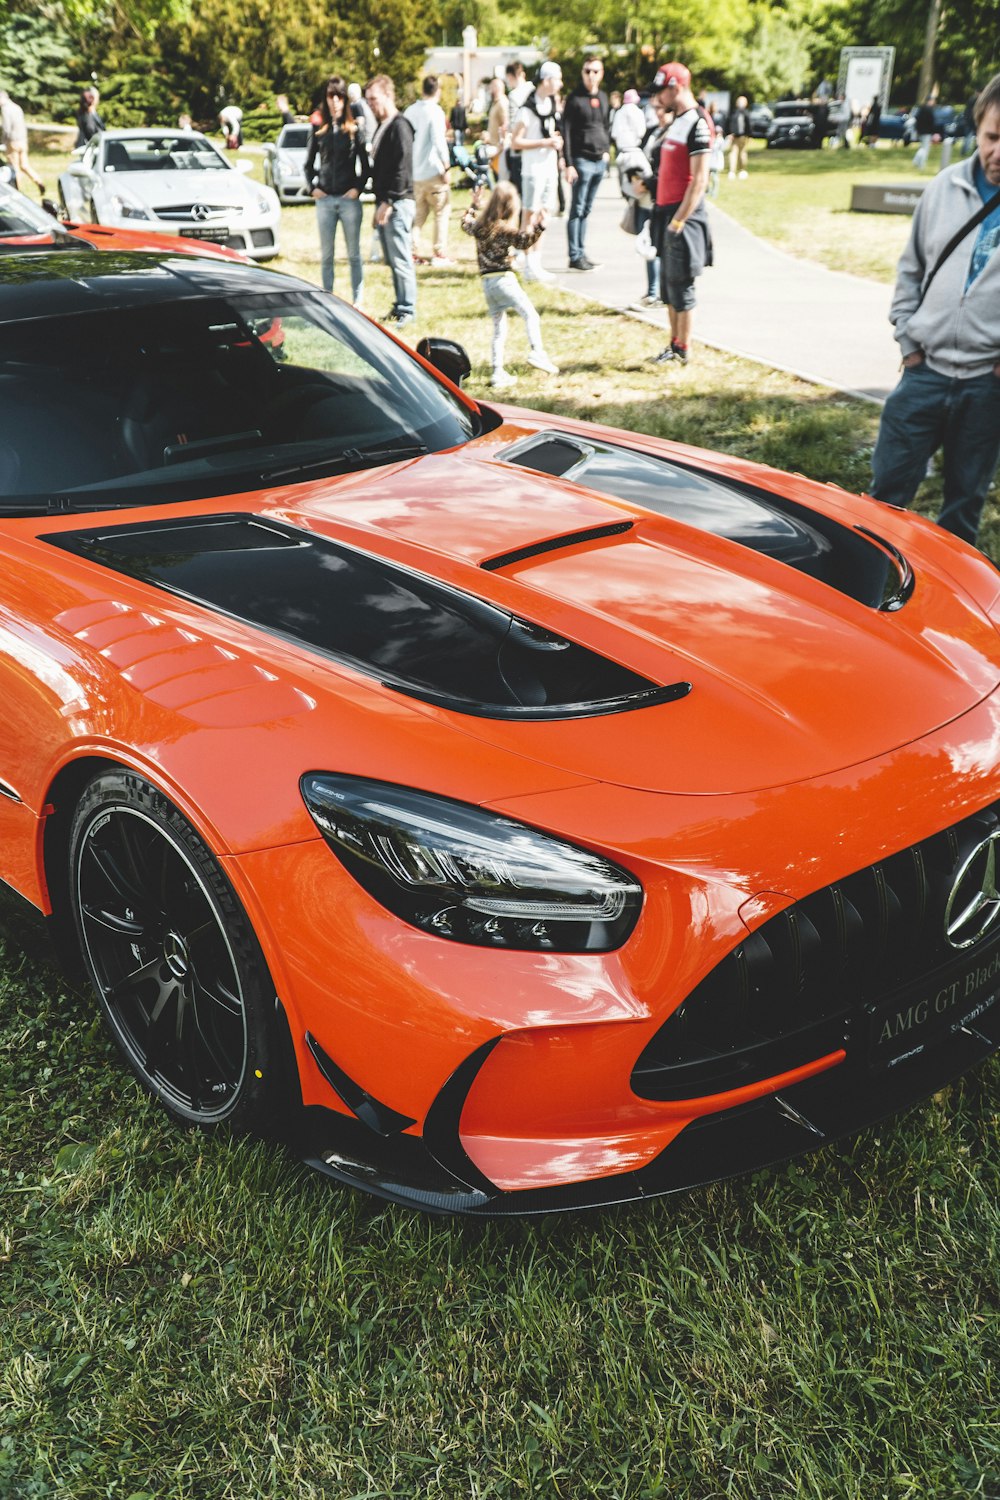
[766,101,828,149]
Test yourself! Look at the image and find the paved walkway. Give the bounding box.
[537,176,900,403]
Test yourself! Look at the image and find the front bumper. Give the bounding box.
[275,177,312,204]
[108,210,282,259]
[297,984,1000,1215]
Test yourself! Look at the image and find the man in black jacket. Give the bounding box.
[365,74,417,328]
[562,56,611,271]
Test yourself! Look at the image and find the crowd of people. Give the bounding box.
[0,59,996,549]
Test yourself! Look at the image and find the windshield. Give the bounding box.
[278,127,311,150]
[0,289,479,510]
[103,135,228,172]
[0,190,80,250]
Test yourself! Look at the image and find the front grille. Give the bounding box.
[154,204,235,221]
[632,802,1000,1101]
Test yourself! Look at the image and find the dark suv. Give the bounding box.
[766,101,828,149]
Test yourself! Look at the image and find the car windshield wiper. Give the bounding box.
[0,441,430,518]
[262,441,428,484]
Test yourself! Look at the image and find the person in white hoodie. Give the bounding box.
[405,75,452,265]
[871,72,1000,547]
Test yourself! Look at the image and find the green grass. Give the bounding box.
[1,143,999,1500]
[710,139,951,283]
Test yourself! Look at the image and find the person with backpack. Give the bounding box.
[870,73,1000,548]
[647,61,714,368]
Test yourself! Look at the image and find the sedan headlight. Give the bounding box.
[301,774,643,951]
[109,193,151,220]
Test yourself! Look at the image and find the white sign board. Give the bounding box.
[838,46,895,108]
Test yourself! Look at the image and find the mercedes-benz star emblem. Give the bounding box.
[944,830,1000,949]
[191,203,212,222]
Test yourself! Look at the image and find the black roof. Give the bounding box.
[0,250,299,323]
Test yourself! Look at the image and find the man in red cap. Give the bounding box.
[649,61,714,367]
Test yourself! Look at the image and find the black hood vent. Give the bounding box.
[501,431,913,612]
[47,513,690,720]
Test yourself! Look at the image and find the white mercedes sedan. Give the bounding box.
[58,129,281,259]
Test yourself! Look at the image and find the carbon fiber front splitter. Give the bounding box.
[296,993,1000,1216]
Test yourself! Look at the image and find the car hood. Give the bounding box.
[285,446,1000,794]
[106,171,255,209]
[45,438,1000,797]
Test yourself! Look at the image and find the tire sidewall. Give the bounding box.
[68,768,278,1132]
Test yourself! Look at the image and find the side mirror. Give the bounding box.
[416,337,471,388]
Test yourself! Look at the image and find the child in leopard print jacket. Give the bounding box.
[461,181,559,388]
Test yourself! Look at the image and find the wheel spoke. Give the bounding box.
[192,968,243,1019]
[85,839,142,905]
[81,901,149,938]
[188,980,237,1084]
[105,954,165,1006]
[143,979,182,1075]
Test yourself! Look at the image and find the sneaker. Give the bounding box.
[522,265,555,284]
[728,171,736,178]
[527,351,559,375]
[578,256,601,270]
[651,341,689,366]
[568,259,588,271]
[738,170,748,179]
[491,368,516,389]
[431,255,455,267]
[386,312,415,330]
[640,293,660,307]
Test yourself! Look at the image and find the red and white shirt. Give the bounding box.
[656,107,713,206]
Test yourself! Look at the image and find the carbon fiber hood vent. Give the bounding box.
[500,431,913,612]
[46,513,689,720]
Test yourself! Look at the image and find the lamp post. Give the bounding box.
[462,26,477,114]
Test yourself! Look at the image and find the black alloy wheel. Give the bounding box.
[69,770,280,1129]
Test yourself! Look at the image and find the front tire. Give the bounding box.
[69,770,282,1130]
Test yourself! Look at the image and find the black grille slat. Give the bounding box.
[633,802,1000,1102]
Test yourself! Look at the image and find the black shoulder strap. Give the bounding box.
[919,183,1000,305]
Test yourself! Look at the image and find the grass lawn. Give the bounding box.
[710,139,955,283]
[1,143,999,1500]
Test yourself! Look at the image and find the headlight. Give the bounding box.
[110,194,151,220]
[301,774,643,952]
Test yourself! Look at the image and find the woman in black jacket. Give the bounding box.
[306,76,370,305]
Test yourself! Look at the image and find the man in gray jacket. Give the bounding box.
[871,73,1000,547]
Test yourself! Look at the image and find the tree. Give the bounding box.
[0,6,78,116]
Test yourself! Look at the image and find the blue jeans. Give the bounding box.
[871,362,1000,546]
[315,193,363,301]
[378,197,416,318]
[567,156,606,262]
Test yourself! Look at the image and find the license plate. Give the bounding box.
[868,943,1000,1068]
[180,226,228,242]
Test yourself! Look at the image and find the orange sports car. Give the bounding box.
[4,248,1000,1215]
